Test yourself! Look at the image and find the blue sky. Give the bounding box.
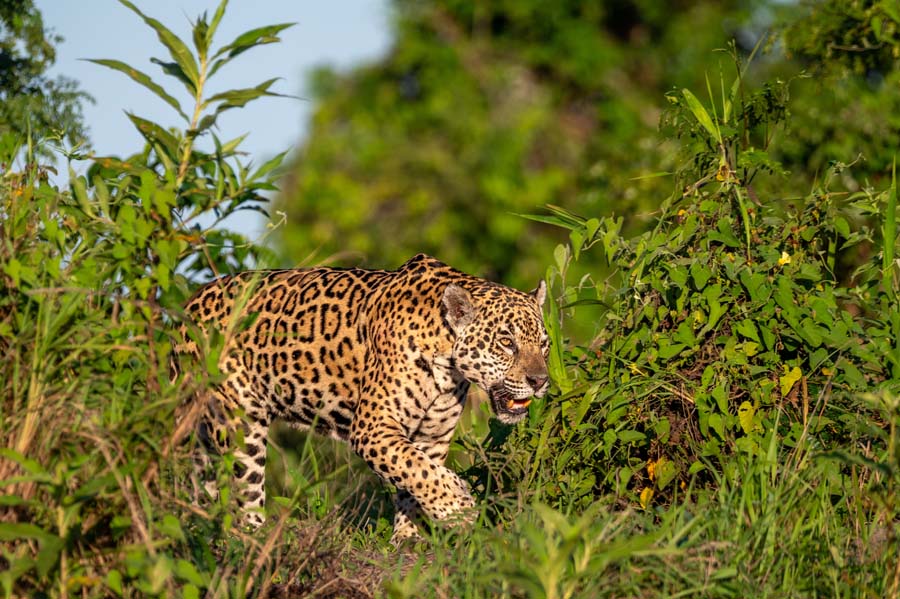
[38,0,391,237]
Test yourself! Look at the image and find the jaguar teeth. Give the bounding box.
[506,398,532,410]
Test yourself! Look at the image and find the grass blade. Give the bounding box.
[884,158,897,299]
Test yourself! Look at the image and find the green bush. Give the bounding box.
[498,51,900,511]
[0,2,313,596]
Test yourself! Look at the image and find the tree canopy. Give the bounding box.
[276,0,900,289]
[0,0,91,150]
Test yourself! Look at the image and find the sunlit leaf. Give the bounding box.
[779,365,802,397]
[120,0,199,92]
[249,150,289,183]
[682,88,721,144]
[149,58,196,95]
[84,59,188,121]
[204,78,291,115]
[738,401,756,434]
[209,22,296,78]
[126,113,180,163]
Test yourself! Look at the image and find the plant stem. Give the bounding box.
[176,55,208,189]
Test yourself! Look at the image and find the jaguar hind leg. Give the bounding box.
[188,386,270,528]
[232,417,269,528]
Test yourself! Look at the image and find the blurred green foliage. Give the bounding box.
[277,0,763,285]
[277,0,900,292]
[0,0,91,152]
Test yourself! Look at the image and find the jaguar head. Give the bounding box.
[443,280,551,424]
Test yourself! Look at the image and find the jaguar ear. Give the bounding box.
[531,280,547,309]
[442,284,475,334]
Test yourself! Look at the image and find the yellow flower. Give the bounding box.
[777,251,791,266]
[640,487,654,509]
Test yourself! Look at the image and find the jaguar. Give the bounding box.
[175,253,550,543]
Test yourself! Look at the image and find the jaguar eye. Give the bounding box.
[499,337,515,351]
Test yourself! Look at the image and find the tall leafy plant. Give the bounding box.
[0,1,297,595]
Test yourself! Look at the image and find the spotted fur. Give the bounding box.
[175,253,549,543]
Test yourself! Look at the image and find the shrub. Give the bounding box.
[0,1,302,595]
[500,50,900,511]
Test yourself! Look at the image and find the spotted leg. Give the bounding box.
[232,417,269,528]
[193,383,270,528]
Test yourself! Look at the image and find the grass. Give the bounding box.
[2,2,898,596]
[266,399,898,599]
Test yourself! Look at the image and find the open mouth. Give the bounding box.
[489,386,532,417]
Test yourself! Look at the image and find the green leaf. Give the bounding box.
[126,113,180,162]
[654,417,671,442]
[107,570,124,596]
[570,229,584,259]
[674,320,696,346]
[0,448,48,478]
[690,260,712,290]
[658,341,686,360]
[665,264,689,288]
[175,559,207,587]
[799,318,824,348]
[739,270,769,303]
[148,556,173,594]
[543,275,571,394]
[209,23,296,77]
[708,413,725,439]
[735,319,760,343]
[654,458,678,489]
[3,258,21,287]
[553,244,568,274]
[0,523,64,577]
[217,132,249,156]
[682,88,721,144]
[208,0,228,42]
[192,11,211,59]
[249,150,289,183]
[884,1,900,23]
[149,58,196,94]
[84,59,188,121]
[617,430,646,444]
[709,217,742,248]
[711,384,728,414]
[157,514,185,542]
[204,78,290,115]
[120,0,199,93]
[71,173,93,217]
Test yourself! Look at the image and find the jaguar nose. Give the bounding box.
[526,374,549,393]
